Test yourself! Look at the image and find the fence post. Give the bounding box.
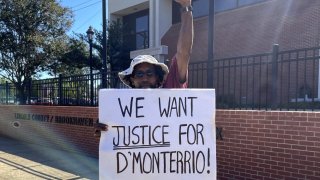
[58,74,63,105]
[271,44,279,109]
[5,81,9,104]
[207,0,215,88]
[28,78,32,104]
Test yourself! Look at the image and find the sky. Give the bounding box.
[59,0,107,35]
[38,0,106,79]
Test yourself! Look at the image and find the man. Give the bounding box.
[119,0,193,89]
[95,0,193,134]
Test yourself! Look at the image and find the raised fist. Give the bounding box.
[175,0,192,7]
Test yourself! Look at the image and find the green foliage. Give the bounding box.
[73,32,102,72]
[48,36,101,76]
[0,77,6,84]
[70,20,130,88]
[61,38,89,68]
[106,20,130,71]
[85,20,130,72]
[0,0,73,103]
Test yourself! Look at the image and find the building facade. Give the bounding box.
[108,0,173,62]
[108,0,320,104]
[108,0,320,61]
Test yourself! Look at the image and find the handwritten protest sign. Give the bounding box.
[99,89,216,180]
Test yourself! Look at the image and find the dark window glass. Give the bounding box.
[193,0,209,18]
[172,0,266,24]
[173,0,209,24]
[123,10,149,51]
[172,1,181,24]
[136,15,148,50]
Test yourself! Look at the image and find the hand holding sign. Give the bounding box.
[99,89,216,180]
[94,121,108,137]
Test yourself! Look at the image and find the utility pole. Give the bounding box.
[102,0,107,88]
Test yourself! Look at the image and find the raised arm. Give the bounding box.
[175,0,194,83]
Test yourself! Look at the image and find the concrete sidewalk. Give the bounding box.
[0,136,98,180]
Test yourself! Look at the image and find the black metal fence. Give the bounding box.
[189,44,320,110]
[0,72,127,106]
[1,44,320,110]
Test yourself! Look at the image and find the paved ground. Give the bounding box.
[0,136,98,180]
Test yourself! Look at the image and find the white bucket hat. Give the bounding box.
[118,55,169,87]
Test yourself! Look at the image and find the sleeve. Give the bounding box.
[162,56,188,88]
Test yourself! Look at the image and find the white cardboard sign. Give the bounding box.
[99,89,216,180]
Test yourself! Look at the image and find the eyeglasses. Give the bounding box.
[133,69,155,78]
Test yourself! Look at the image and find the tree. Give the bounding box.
[0,0,73,103]
[105,20,131,88]
[48,36,100,77]
[84,21,130,87]
[74,22,130,88]
[71,32,103,73]
[106,20,130,72]
[84,21,130,72]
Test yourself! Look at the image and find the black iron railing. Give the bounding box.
[1,45,320,110]
[189,44,320,111]
[0,72,127,106]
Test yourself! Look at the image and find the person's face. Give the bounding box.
[130,63,160,88]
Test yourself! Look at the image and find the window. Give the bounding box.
[172,0,267,24]
[193,0,209,18]
[136,15,149,50]
[123,10,149,51]
[173,0,210,24]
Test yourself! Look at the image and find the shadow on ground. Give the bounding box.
[0,135,98,180]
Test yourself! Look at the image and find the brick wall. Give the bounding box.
[162,0,320,61]
[0,106,319,179]
[216,110,320,180]
[163,0,320,101]
[0,105,99,157]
